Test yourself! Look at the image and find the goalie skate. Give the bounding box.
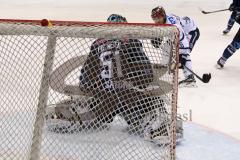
[216,58,225,69]
[142,108,183,146]
[144,123,171,146]
[144,120,183,146]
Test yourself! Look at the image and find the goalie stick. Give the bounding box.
[199,8,229,14]
[184,65,211,83]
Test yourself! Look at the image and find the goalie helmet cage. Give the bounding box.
[0,19,179,160]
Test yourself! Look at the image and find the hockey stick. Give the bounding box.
[199,8,229,14]
[183,65,211,83]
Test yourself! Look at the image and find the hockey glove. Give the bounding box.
[229,3,235,11]
[179,54,187,69]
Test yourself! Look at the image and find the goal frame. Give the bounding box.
[0,18,179,160]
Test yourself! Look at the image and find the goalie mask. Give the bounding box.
[151,6,167,24]
[107,14,127,23]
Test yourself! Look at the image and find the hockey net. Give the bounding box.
[0,19,179,160]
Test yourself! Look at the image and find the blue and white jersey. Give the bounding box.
[79,39,153,91]
[166,14,179,25]
[166,14,190,55]
[180,16,197,34]
[166,14,197,34]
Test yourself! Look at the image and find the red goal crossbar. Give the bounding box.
[0,18,175,27]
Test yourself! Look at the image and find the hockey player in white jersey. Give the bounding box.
[151,6,200,87]
[179,16,200,52]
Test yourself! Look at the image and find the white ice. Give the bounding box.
[177,122,240,160]
[1,0,240,159]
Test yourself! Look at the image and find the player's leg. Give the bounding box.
[223,11,237,34]
[46,91,119,133]
[123,93,183,145]
[120,95,162,135]
[178,54,196,87]
[188,28,200,52]
[117,90,172,143]
[88,91,118,126]
[178,33,196,87]
[45,97,92,133]
[116,90,151,133]
[217,27,240,69]
[141,97,171,144]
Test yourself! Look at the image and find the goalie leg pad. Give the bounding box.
[120,94,167,136]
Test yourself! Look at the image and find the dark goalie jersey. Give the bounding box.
[79,39,153,92]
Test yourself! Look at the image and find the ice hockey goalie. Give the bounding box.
[46,14,182,144]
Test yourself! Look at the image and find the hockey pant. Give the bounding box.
[188,28,200,52]
[179,34,193,78]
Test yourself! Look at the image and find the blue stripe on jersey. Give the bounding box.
[166,15,176,24]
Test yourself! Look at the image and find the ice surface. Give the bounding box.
[177,122,240,160]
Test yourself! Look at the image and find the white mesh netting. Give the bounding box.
[0,21,179,160]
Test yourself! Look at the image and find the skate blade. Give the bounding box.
[179,82,197,88]
[215,64,223,69]
[176,133,184,144]
[146,135,183,147]
[148,136,171,146]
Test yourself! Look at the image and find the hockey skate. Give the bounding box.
[216,58,225,69]
[144,118,183,146]
[178,74,197,88]
[145,124,170,146]
[223,28,230,35]
[142,106,183,146]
